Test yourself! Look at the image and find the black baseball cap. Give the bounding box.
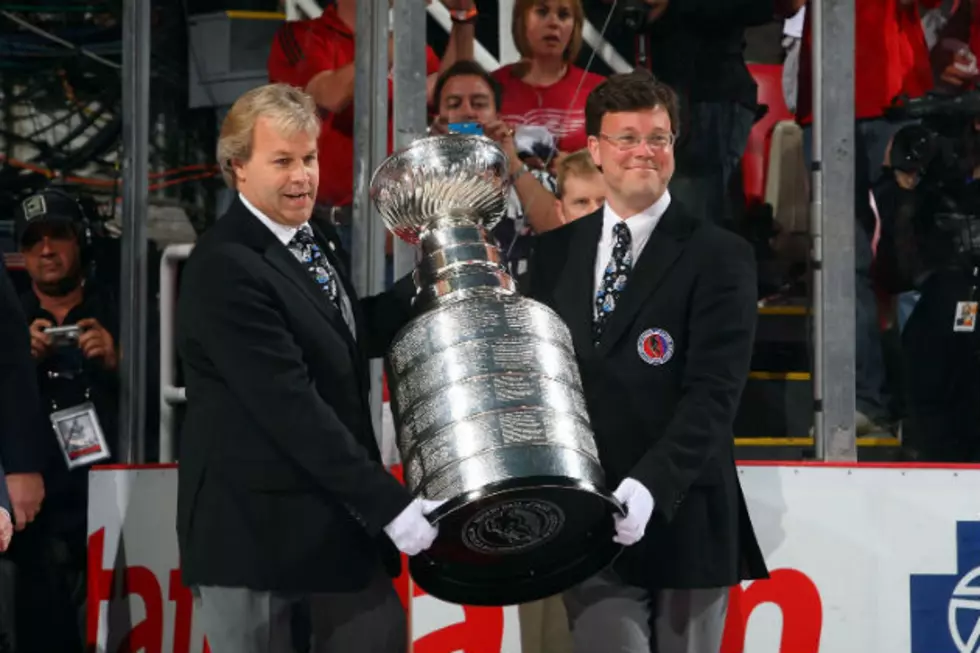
[13,189,85,248]
[889,124,937,175]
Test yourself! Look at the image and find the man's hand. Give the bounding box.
[483,120,523,170]
[29,318,53,360]
[0,508,12,552]
[383,497,444,556]
[77,318,118,370]
[6,473,44,532]
[428,116,451,136]
[937,39,980,89]
[612,478,654,546]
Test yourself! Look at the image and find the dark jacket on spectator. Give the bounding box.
[0,257,46,481]
[591,0,774,109]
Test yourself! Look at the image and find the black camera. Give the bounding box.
[881,92,980,280]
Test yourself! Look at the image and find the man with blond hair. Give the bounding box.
[175,83,440,652]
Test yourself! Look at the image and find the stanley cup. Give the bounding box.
[370,134,623,607]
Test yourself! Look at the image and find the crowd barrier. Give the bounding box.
[85,407,980,653]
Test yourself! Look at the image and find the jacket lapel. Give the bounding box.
[224,195,362,361]
[225,202,356,355]
[263,243,358,352]
[308,219,357,315]
[595,202,696,356]
[553,211,602,356]
[308,219,369,348]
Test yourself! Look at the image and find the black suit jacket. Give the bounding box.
[528,202,768,589]
[0,257,46,481]
[175,198,415,592]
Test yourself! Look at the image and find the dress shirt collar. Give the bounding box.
[600,190,671,253]
[239,192,307,246]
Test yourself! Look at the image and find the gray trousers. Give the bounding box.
[563,570,729,653]
[194,569,406,653]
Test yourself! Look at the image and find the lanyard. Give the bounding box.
[43,358,94,413]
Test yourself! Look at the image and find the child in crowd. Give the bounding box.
[554,149,606,224]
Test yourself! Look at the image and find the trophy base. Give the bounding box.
[409,477,625,606]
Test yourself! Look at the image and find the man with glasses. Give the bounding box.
[527,69,768,653]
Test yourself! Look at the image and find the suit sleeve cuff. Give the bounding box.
[629,453,682,523]
[350,471,415,536]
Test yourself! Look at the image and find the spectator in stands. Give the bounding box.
[267,0,476,257]
[794,0,940,434]
[529,68,767,653]
[555,148,606,222]
[10,188,119,653]
[0,252,45,652]
[493,0,605,171]
[176,84,439,653]
[597,0,779,227]
[782,6,805,113]
[0,253,43,557]
[0,252,45,533]
[429,61,562,286]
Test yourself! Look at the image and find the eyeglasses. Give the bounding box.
[599,132,675,152]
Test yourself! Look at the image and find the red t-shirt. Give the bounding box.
[796,0,938,124]
[268,6,441,206]
[491,64,605,153]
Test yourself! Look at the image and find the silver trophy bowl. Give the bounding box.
[371,135,623,607]
[371,134,510,245]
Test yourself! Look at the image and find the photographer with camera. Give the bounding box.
[873,102,980,462]
[8,187,119,653]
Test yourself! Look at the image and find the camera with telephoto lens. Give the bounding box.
[882,92,980,275]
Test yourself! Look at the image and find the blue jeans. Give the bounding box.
[803,118,904,421]
[669,101,757,225]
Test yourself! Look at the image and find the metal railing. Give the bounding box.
[158,243,193,463]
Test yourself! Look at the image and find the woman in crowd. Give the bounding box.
[492,0,605,172]
[429,61,565,287]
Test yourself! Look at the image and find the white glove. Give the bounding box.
[612,478,655,546]
[383,498,445,556]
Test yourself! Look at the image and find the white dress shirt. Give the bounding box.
[593,191,672,313]
[240,192,302,245]
[240,193,356,335]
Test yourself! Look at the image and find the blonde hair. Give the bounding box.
[216,83,321,189]
[511,0,584,74]
[556,149,600,198]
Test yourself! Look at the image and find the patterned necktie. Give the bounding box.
[287,226,341,310]
[593,221,633,344]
